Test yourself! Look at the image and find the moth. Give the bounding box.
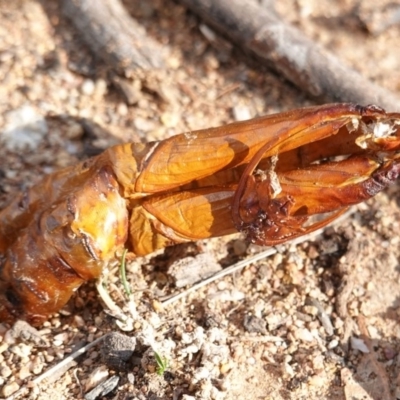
[1,103,399,324]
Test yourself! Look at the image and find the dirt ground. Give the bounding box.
[1,0,400,399]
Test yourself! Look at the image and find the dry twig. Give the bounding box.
[61,0,165,75]
[5,334,110,400]
[179,0,400,110]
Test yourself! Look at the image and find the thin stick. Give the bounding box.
[5,334,110,400]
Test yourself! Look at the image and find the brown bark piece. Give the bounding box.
[168,253,222,288]
[179,0,400,110]
[61,0,165,75]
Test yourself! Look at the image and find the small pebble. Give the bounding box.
[328,339,339,349]
[147,364,156,373]
[95,79,108,97]
[81,79,95,96]
[311,355,325,372]
[74,315,85,327]
[293,328,314,342]
[303,305,318,317]
[193,367,210,381]
[43,353,55,363]
[271,253,283,267]
[141,348,157,373]
[117,102,128,116]
[9,343,31,358]
[0,343,9,354]
[55,350,65,359]
[217,281,227,291]
[232,344,244,360]
[53,332,69,345]
[265,313,283,331]
[127,373,135,385]
[161,111,180,128]
[308,374,326,387]
[83,358,94,367]
[219,362,231,375]
[232,105,251,121]
[247,356,256,365]
[1,382,20,397]
[233,239,247,256]
[350,337,369,353]
[181,395,196,400]
[383,346,397,360]
[282,362,295,378]
[0,366,12,378]
[65,122,84,140]
[30,356,44,374]
[2,105,48,151]
[19,366,31,380]
[134,117,156,132]
[167,55,181,69]
[307,245,319,259]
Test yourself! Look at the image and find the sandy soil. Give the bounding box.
[1,1,400,399]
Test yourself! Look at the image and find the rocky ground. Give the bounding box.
[1,1,400,399]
